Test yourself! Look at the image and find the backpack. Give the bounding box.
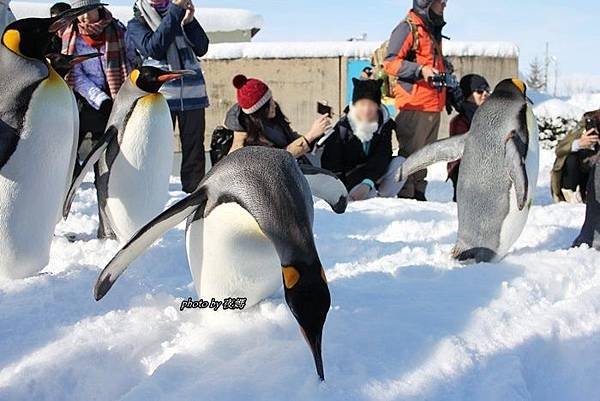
[371,16,420,100]
[210,126,234,166]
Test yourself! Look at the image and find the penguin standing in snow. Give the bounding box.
[64,66,195,243]
[397,79,539,262]
[93,146,349,380]
[0,5,104,279]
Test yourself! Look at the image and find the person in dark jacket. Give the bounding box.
[321,79,403,201]
[447,74,490,201]
[127,0,210,193]
[225,75,331,160]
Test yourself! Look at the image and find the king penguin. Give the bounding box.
[64,66,195,243]
[0,4,104,279]
[397,78,540,262]
[93,146,349,380]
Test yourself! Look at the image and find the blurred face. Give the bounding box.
[430,0,447,16]
[469,89,490,106]
[353,99,379,123]
[77,8,100,24]
[267,98,277,119]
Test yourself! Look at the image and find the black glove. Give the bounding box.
[99,99,113,118]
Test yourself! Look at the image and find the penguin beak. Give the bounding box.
[157,70,196,82]
[300,326,325,381]
[69,52,103,66]
[49,3,107,33]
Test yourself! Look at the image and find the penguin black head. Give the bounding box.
[46,52,102,77]
[1,4,105,61]
[282,263,331,381]
[494,78,532,103]
[131,66,196,93]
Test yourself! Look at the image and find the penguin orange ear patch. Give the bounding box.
[282,266,300,289]
[512,78,526,94]
[130,69,140,85]
[2,30,22,56]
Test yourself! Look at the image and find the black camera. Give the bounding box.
[428,72,459,91]
[585,117,598,133]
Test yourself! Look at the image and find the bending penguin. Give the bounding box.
[94,146,349,380]
[64,66,194,243]
[397,78,539,262]
[0,5,103,279]
[573,153,600,250]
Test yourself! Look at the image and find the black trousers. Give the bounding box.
[172,108,206,193]
[562,152,591,199]
[448,166,459,203]
[78,97,115,239]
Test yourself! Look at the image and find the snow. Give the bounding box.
[1,149,599,401]
[10,1,263,32]
[204,40,519,60]
[534,92,600,120]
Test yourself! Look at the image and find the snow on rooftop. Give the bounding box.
[10,1,263,32]
[203,40,519,60]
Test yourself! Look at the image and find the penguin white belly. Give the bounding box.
[0,77,76,279]
[186,203,282,308]
[497,106,540,259]
[105,94,174,243]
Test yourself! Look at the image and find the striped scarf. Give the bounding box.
[62,10,130,99]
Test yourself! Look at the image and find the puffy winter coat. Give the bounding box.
[384,6,446,112]
[321,106,394,191]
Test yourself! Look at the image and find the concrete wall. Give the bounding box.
[181,55,518,151]
[206,30,255,44]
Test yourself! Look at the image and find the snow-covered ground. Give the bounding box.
[534,92,600,120]
[1,150,599,401]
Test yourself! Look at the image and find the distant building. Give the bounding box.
[10,1,263,43]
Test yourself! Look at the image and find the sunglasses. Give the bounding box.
[475,89,490,95]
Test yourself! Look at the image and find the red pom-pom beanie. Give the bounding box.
[232,74,273,114]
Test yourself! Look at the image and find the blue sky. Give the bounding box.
[109,0,599,77]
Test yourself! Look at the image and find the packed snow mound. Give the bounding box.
[204,40,519,60]
[1,150,599,401]
[10,1,263,32]
[534,92,600,120]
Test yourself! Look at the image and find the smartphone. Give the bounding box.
[317,101,332,117]
[585,117,598,133]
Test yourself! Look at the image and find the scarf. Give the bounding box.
[348,105,380,144]
[63,9,130,99]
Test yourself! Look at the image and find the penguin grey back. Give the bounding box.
[200,147,316,266]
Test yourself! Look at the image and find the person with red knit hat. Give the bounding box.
[224,75,331,159]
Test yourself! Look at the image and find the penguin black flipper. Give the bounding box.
[505,131,529,210]
[299,164,348,214]
[63,126,118,218]
[0,120,20,170]
[94,187,207,301]
[398,134,467,182]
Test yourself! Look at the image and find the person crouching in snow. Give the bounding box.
[551,109,600,203]
[447,74,490,202]
[321,78,403,201]
[225,75,332,161]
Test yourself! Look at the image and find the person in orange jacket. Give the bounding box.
[384,0,448,200]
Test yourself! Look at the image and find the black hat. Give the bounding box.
[352,78,383,105]
[459,74,490,97]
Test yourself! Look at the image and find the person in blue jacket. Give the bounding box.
[127,0,210,193]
